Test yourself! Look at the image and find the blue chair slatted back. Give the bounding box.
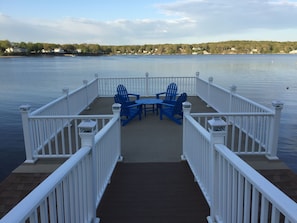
[165,83,178,101]
[116,84,140,104]
[117,84,130,102]
[156,83,178,102]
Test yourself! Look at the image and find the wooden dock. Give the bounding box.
[1,96,297,221]
[97,162,209,223]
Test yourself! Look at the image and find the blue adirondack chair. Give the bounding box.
[114,94,142,126]
[156,83,178,103]
[159,92,187,125]
[117,84,140,105]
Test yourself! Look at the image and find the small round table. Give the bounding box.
[135,98,163,116]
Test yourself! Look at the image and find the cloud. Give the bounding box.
[1,0,297,44]
[155,0,297,34]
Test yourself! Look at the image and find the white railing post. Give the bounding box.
[207,117,227,223]
[195,72,200,96]
[19,105,36,163]
[95,73,99,97]
[181,101,192,160]
[83,80,90,110]
[62,88,70,115]
[207,76,213,107]
[229,85,237,112]
[78,120,99,223]
[145,72,149,96]
[267,100,284,160]
[112,103,123,161]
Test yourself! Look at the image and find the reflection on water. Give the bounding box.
[0,54,297,181]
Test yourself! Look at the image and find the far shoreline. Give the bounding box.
[1,53,297,58]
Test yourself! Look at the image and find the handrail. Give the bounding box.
[195,74,273,113]
[190,112,274,155]
[27,115,113,161]
[182,113,212,205]
[182,107,297,223]
[97,75,196,96]
[212,144,297,222]
[1,112,121,223]
[0,147,93,223]
[31,78,98,116]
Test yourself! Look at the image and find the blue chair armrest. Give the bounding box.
[127,103,141,108]
[127,93,140,100]
[162,100,176,105]
[156,92,166,99]
[159,102,175,108]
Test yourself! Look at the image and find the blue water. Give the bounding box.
[0,54,297,181]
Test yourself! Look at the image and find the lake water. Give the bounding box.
[0,54,297,182]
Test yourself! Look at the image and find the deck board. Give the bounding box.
[97,162,210,223]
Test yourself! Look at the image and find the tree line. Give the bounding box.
[1,40,297,56]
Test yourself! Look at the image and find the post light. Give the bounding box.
[112,103,121,116]
[230,85,237,93]
[182,101,192,115]
[208,76,213,83]
[208,117,227,145]
[78,120,97,148]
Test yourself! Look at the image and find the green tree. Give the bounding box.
[0,40,11,54]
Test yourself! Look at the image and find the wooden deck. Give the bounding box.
[97,162,209,223]
[1,96,297,221]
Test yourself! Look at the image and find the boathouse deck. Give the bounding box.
[1,96,297,222]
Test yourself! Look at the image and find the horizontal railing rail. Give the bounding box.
[1,113,121,223]
[28,115,113,159]
[182,106,297,223]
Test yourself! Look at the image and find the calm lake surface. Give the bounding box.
[0,54,297,181]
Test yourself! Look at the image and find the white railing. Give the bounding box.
[211,144,297,223]
[32,78,99,116]
[1,110,121,223]
[20,73,282,162]
[182,105,297,223]
[195,73,273,113]
[97,73,196,96]
[20,78,100,163]
[190,112,275,156]
[194,73,283,159]
[28,115,113,160]
[182,109,212,205]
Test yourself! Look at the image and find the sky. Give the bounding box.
[1,0,297,45]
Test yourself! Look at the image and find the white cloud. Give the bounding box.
[1,0,297,44]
